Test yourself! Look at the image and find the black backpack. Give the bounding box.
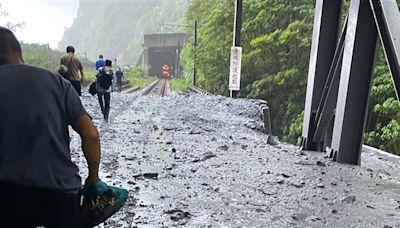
[97,68,113,89]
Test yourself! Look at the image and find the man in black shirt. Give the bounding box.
[0,27,101,227]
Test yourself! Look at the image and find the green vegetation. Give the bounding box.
[181,0,400,154]
[364,52,400,154]
[82,70,97,85]
[170,77,190,92]
[182,0,314,137]
[21,43,95,85]
[22,43,62,71]
[126,68,155,88]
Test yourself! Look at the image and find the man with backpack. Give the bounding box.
[96,59,114,121]
[60,46,84,96]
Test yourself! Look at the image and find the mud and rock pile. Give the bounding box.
[70,91,400,227]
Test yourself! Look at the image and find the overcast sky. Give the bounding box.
[0,0,79,48]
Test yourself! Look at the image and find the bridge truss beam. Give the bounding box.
[301,0,400,165]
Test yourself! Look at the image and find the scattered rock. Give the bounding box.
[307,216,322,222]
[125,157,136,161]
[295,160,314,166]
[267,135,280,145]
[341,195,356,204]
[316,161,326,167]
[291,181,305,188]
[165,209,191,224]
[133,173,159,180]
[192,152,217,163]
[190,168,197,173]
[189,130,202,135]
[260,188,278,196]
[217,145,229,151]
[366,205,375,209]
[378,169,391,176]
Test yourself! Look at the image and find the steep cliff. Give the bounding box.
[58,0,189,65]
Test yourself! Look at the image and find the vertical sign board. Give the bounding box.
[229,46,242,91]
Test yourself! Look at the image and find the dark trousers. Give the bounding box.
[0,183,82,228]
[69,80,82,96]
[97,92,110,121]
[117,79,122,92]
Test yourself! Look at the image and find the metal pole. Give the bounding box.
[193,20,197,86]
[331,0,378,165]
[301,0,342,150]
[47,43,50,68]
[231,0,242,98]
[233,0,242,47]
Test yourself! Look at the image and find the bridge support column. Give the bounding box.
[301,0,342,150]
[330,0,378,165]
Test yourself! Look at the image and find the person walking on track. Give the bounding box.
[60,45,85,96]
[96,59,114,121]
[95,54,105,70]
[115,67,124,92]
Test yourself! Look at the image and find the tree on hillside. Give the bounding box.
[182,0,314,137]
[181,0,400,154]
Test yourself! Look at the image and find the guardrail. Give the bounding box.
[247,99,273,136]
[187,85,209,95]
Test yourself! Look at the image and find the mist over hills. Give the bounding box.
[58,0,189,65]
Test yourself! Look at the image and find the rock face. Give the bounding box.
[58,0,189,64]
[70,91,400,227]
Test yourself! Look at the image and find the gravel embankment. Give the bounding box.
[70,91,400,228]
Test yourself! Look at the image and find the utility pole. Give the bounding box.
[46,43,51,68]
[193,20,198,86]
[230,0,243,98]
[233,0,242,47]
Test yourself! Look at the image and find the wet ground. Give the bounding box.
[70,90,400,228]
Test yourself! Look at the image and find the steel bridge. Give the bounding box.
[301,0,400,165]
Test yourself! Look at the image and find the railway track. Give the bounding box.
[142,79,169,97]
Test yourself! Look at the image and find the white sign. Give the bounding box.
[229,46,242,91]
